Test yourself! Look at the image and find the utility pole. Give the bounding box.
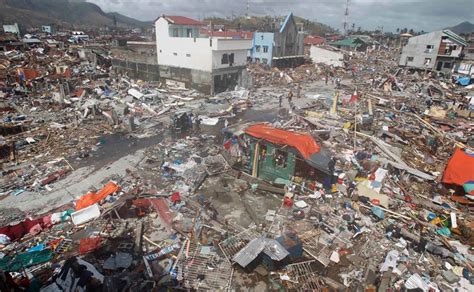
[343,0,350,36]
[246,0,250,19]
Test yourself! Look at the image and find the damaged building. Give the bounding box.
[155,15,252,95]
[399,29,468,72]
[250,13,305,68]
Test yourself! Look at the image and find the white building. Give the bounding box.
[310,46,345,68]
[2,23,20,36]
[155,15,252,94]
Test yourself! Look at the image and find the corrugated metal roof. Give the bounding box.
[232,237,289,267]
[442,30,468,47]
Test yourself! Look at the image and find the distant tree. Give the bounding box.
[420,30,426,35]
[401,28,408,33]
[396,28,400,33]
[357,26,362,33]
[409,28,414,34]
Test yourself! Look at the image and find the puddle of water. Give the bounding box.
[70,132,164,169]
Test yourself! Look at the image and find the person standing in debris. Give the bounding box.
[188,113,194,129]
[194,115,201,132]
[296,84,301,99]
[325,72,329,85]
[287,90,293,104]
[279,95,283,107]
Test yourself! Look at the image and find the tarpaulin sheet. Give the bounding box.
[245,124,320,159]
[442,148,474,186]
[0,249,53,272]
[76,181,120,210]
[457,76,471,86]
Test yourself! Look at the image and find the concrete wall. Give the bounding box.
[212,49,248,70]
[251,32,274,65]
[399,31,442,70]
[310,46,344,67]
[112,59,160,81]
[156,17,213,72]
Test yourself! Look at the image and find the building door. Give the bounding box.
[436,61,443,71]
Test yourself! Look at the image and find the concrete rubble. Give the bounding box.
[0,30,474,292]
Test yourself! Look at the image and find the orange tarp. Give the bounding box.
[442,148,474,186]
[245,124,320,159]
[75,181,120,210]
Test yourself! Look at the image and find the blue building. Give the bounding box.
[251,32,274,66]
[249,13,305,68]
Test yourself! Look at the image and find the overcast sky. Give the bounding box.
[88,0,473,32]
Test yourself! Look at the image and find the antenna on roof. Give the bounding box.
[343,0,350,36]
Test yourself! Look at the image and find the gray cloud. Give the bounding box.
[88,0,474,32]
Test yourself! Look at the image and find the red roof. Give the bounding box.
[245,124,320,159]
[164,16,204,26]
[304,36,326,46]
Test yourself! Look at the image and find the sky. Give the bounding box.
[88,0,473,32]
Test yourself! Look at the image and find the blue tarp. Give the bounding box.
[457,76,471,86]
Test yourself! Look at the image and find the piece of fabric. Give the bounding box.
[170,192,181,203]
[76,181,120,210]
[245,124,320,159]
[79,237,103,255]
[442,148,474,186]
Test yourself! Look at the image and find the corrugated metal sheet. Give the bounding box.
[232,237,289,268]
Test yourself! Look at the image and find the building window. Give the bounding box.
[263,46,269,53]
[407,56,414,62]
[173,52,178,56]
[221,53,229,64]
[444,62,452,69]
[262,58,268,64]
[255,45,261,52]
[458,63,470,71]
[229,53,234,65]
[173,28,179,37]
[468,49,474,54]
[424,58,431,65]
[274,149,288,168]
[255,58,260,63]
[186,54,191,57]
[425,45,434,53]
[187,28,192,37]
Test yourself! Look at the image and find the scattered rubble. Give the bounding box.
[0,29,473,292]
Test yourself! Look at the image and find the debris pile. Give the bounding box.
[1,30,473,291]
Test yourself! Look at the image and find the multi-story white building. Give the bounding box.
[155,15,252,94]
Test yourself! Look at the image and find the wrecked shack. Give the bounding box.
[224,123,333,185]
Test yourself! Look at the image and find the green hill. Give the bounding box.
[0,0,150,29]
